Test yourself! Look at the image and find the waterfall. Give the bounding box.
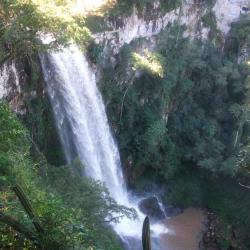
[40,45,167,248]
[40,46,128,204]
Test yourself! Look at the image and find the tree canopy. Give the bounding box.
[0,0,91,65]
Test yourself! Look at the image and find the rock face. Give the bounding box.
[94,0,247,54]
[0,61,25,113]
[94,0,205,54]
[0,57,46,115]
[213,0,250,34]
[139,196,166,221]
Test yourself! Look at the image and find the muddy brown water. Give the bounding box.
[159,208,206,250]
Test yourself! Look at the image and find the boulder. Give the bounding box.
[139,196,166,221]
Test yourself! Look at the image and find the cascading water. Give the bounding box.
[40,46,127,204]
[40,45,167,249]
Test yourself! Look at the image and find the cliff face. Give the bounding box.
[0,61,25,113]
[214,0,250,33]
[0,0,249,108]
[0,56,64,166]
[94,0,249,54]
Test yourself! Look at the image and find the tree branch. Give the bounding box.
[103,215,124,223]
[239,182,250,189]
[119,72,136,122]
[12,185,44,234]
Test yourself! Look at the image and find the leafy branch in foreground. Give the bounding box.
[12,185,44,234]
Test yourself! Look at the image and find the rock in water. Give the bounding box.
[139,196,165,221]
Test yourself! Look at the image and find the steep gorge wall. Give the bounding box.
[94,0,250,54]
[0,0,248,104]
[0,1,247,116]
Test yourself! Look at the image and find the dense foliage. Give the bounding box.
[111,0,182,15]
[0,0,91,66]
[101,18,250,181]
[0,103,135,249]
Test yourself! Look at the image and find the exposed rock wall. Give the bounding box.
[214,0,250,34]
[94,0,249,54]
[0,61,25,113]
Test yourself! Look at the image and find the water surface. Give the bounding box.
[160,208,205,250]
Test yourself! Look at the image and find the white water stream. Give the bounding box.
[40,45,166,248]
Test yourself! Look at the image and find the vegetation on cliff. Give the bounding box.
[102,18,250,180]
[111,0,182,15]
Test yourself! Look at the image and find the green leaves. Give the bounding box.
[101,18,250,182]
[132,50,165,78]
[0,0,91,65]
[144,120,166,148]
[112,0,182,16]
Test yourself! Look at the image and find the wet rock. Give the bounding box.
[165,206,183,217]
[242,6,249,12]
[139,196,165,221]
